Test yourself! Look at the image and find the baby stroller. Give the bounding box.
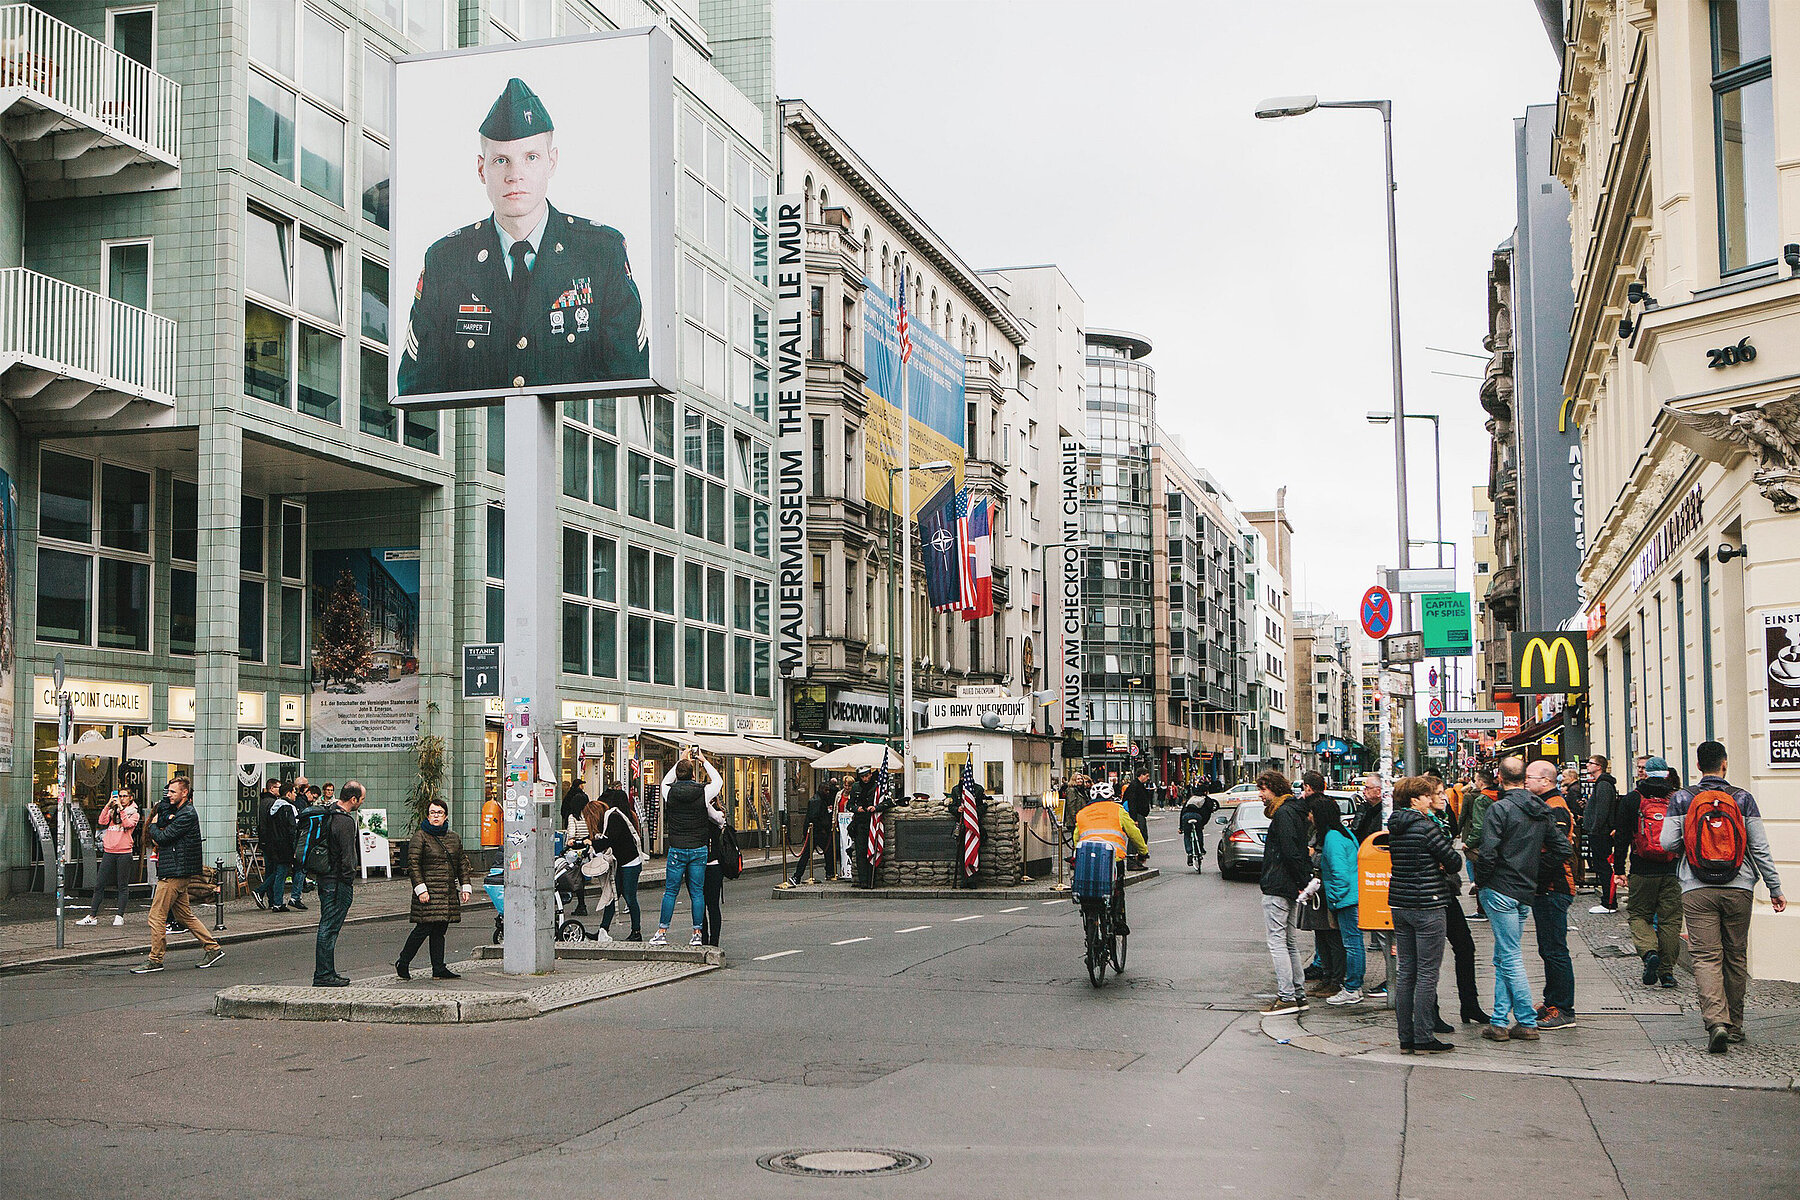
[485,837,600,944]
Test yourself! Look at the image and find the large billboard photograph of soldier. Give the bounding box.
[389,29,674,406]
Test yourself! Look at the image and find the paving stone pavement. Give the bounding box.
[1264,892,1800,1090]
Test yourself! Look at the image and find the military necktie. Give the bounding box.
[509,239,533,297]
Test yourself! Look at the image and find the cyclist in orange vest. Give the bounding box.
[1075,785,1148,935]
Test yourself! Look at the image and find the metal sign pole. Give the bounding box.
[54,690,71,948]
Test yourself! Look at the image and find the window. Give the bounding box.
[489,0,552,42]
[561,529,617,678]
[354,255,434,450]
[681,256,728,397]
[731,291,771,420]
[248,0,346,205]
[732,432,772,558]
[240,495,266,663]
[245,208,344,424]
[812,418,826,495]
[366,0,447,50]
[808,286,824,359]
[168,478,197,655]
[625,545,675,685]
[107,7,157,67]
[684,560,729,691]
[279,502,306,666]
[623,396,675,527]
[35,452,152,652]
[103,240,151,310]
[680,108,729,259]
[485,504,505,643]
[1712,0,1777,273]
[361,47,390,228]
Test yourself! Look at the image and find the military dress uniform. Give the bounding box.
[396,78,649,397]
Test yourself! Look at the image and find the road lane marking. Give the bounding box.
[999,906,1028,913]
[895,925,932,933]
[953,915,982,922]
[831,937,872,946]
[753,950,804,961]
[1041,899,1068,905]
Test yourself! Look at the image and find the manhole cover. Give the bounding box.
[758,1148,930,1177]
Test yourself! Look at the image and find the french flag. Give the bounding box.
[962,497,993,620]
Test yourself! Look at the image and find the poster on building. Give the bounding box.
[388,28,675,409]
[1061,437,1084,734]
[309,548,423,753]
[1420,592,1473,657]
[862,282,965,517]
[1764,608,1800,767]
[0,465,14,773]
[773,192,808,678]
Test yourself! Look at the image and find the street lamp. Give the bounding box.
[882,459,955,750]
[1257,93,1415,773]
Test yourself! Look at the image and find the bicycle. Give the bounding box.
[1181,815,1207,873]
[1080,860,1128,987]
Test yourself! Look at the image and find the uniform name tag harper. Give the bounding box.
[456,319,492,336]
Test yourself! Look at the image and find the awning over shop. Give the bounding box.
[744,736,822,761]
[660,733,776,758]
[1499,709,1564,750]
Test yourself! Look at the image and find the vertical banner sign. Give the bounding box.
[773,194,808,677]
[1764,608,1800,767]
[1060,438,1084,732]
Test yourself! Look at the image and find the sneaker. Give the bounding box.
[1305,980,1335,997]
[1707,1024,1730,1054]
[689,930,704,947]
[75,915,98,926]
[1642,952,1660,986]
[269,905,289,913]
[1326,988,1364,1006]
[131,959,165,974]
[1293,996,1310,1010]
[1480,1025,1510,1042]
[1261,996,1303,1016]
[1467,911,1488,922]
[251,889,269,911]
[1366,982,1389,997]
[1726,1027,1746,1044]
[313,976,351,988]
[1414,1039,1456,1054]
[648,930,668,946]
[288,900,307,912]
[1508,1024,1541,1041]
[1588,904,1616,915]
[1303,965,1323,982]
[1538,1007,1578,1031]
[1660,974,1677,989]
[196,948,225,969]
[776,880,797,889]
[625,929,642,942]
[112,915,125,926]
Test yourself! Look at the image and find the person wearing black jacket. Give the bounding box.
[1475,756,1572,1040]
[1122,770,1153,864]
[255,782,300,912]
[1350,775,1386,845]
[131,777,225,974]
[1582,755,1621,912]
[1387,775,1463,1053]
[783,776,838,888]
[309,783,365,986]
[1257,772,1312,1015]
[847,764,884,889]
[1612,757,1682,988]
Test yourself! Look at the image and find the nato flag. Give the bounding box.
[919,478,963,611]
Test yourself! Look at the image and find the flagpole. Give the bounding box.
[899,255,914,795]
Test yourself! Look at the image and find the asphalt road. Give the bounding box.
[3,811,1795,1199]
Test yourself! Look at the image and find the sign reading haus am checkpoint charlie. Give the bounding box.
[389,29,676,408]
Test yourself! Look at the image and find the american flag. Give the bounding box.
[959,762,980,879]
[897,272,912,364]
[869,748,889,868]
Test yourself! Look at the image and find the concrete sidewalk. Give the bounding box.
[1262,893,1800,1090]
[0,852,788,972]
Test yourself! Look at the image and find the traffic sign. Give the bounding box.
[1427,716,1448,740]
[1384,632,1425,665]
[1428,667,1438,687]
[1443,711,1504,731]
[463,643,502,699]
[1428,697,1443,717]
[1360,586,1395,639]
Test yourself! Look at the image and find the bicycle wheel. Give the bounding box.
[1111,921,1128,972]
[1084,910,1107,987]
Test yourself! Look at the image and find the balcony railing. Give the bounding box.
[0,267,177,427]
[0,4,180,195]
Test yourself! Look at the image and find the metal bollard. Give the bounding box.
[214,857,227,932]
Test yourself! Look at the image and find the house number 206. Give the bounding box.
[1705,337,1756,368]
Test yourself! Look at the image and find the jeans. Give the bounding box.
[397,920,448,971]
[1336,904,1366,991]
[1480,887,1536,1028]
[701,863,724,946]
[602,862,642,934]
[1627,872,1683,967]
[1444,897,1480,1016]
[1532,891,1574,1012]
[147,878,219,962]
[313,879,354,983]
[1683,886,1753,1030]
[1262,894,1305,1000]
[91,851,134,917]
[287,866,306,904]
[659,846,707,930]
[1314,927,1344,988]
[1392,907,1448,1045]
[260,861,292,904]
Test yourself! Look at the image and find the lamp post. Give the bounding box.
[1257,94,1415,773]
[1126,674,1144,777]
[881,459,954,752]
[1369,409,1445,767]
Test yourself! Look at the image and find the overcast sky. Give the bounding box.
[774,0,1563,626]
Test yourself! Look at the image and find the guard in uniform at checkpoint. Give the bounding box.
[398,77,649,397]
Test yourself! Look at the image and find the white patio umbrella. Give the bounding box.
[71,728,299,767]
[810,742,899,772]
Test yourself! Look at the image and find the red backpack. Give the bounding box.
[1682,788,1748,885]
[1629,792,1678,866]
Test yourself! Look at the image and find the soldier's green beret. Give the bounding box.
[480,77,554,141]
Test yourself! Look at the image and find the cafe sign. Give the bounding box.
[34,678,149,723]
[561,700,621,723]
[168,687,267,728]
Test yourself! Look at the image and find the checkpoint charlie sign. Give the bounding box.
[925,694,1031,732]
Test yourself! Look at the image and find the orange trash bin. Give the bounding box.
[1357,831,1393,932]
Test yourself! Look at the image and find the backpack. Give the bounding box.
[1630,792,1678,866]
[718,822,744,880]
[295,805,336,878]
[1682,788,1748,885]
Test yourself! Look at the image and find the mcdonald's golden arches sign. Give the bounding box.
[1509,631,1588,695]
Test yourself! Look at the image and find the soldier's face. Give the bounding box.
[479,134,558,222]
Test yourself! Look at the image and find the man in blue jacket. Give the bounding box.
[131,777,223,974]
